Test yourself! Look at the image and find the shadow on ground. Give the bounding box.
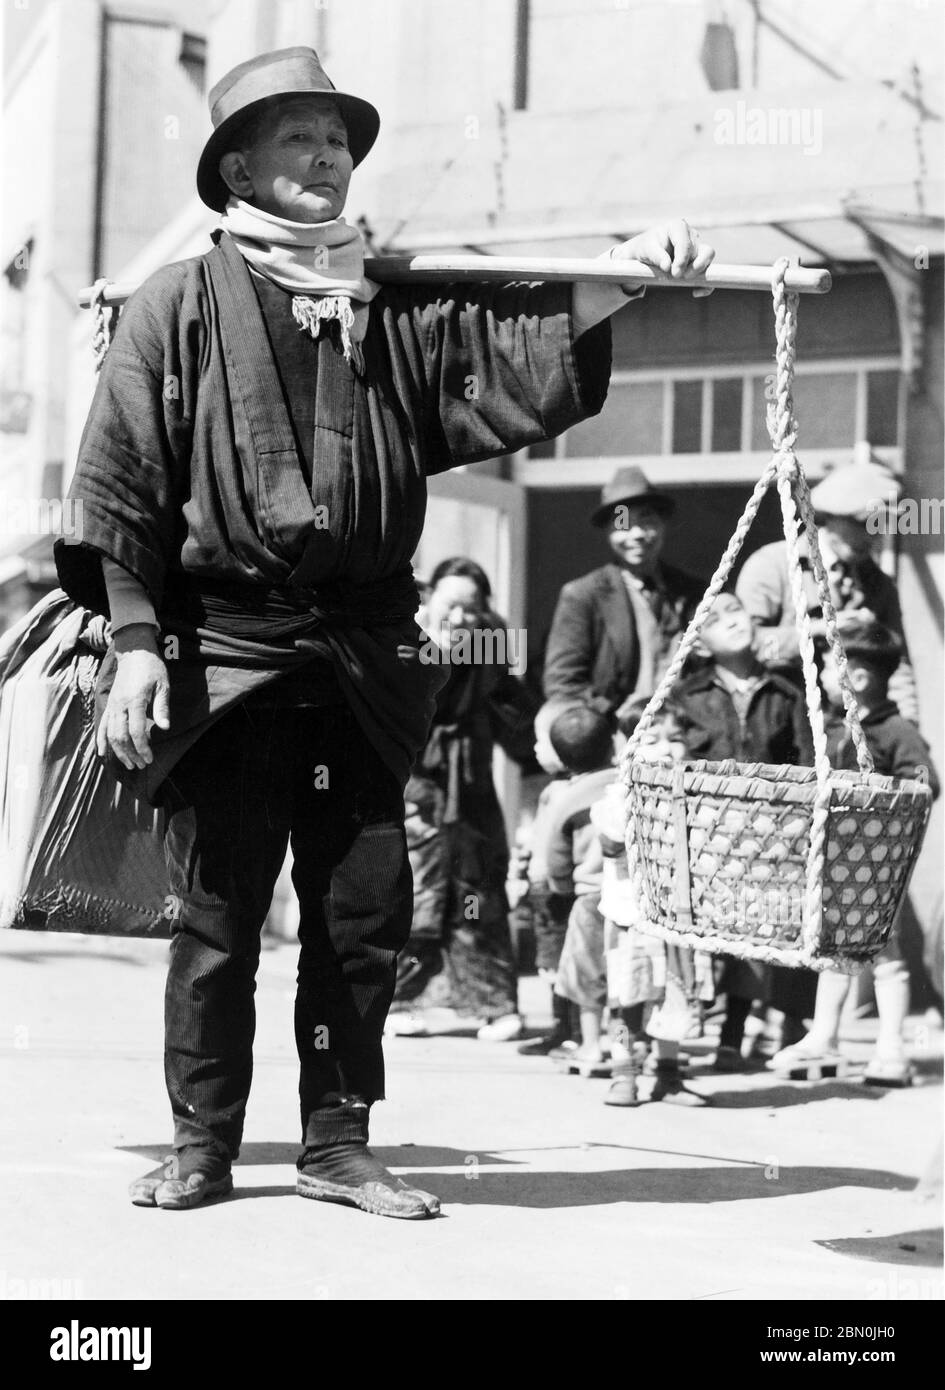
[815,1227,943,1266]
[120,1142,525,1167]
[702,1062,942,1107]
[704,1080,889,1108]
[389,1165,915,1207]
[1,947,152,967]
[118,1143,915,1207]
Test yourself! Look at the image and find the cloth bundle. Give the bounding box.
[0,591,170,936]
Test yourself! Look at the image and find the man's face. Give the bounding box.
[819,515,872,564]
[606,503,666,574]
[225,97,353,223]
[699,593,754,659]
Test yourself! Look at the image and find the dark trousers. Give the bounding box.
[160,697,413,1159]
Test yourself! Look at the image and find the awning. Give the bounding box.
[372,79,944,270]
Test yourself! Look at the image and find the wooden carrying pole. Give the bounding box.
[78,256,831,308]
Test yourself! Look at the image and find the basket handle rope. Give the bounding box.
[621,257,876,954]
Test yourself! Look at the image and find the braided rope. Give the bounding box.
[621,257,879,968]
[90,278,116,374]
[794,478,875,775]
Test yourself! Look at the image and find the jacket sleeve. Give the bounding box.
[791,692,816,766]
[545,810,577,896]
[486,667,541,765]
[418,282,611,472]
[888,726,940,798]
[102,559,160,633]
[543,581,607,711]
[54,265,197,618]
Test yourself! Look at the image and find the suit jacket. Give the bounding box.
[542,562,704,715]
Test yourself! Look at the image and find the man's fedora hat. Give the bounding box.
[590,465,675,528]
[197,47,381,213]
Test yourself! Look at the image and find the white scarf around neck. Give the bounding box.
[218,196,380,371]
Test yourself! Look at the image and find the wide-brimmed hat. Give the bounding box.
[196,47,380,213]
[809,460,903,523]
[590,466,675,528]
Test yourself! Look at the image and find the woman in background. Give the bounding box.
[387,558,538,1040]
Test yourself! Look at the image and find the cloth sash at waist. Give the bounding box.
[162,568,421,639]
[95,567,449,806]
[416,722,476,826]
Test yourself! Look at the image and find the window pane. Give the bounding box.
[672,380,702,453]
[751,372,857,450]
[711,378,743,452]
[867,370,900,446]
[793,373,857,448]
[564,381,664,457]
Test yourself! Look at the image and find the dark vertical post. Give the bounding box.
[91,8,109,279]
[513,0,530,111]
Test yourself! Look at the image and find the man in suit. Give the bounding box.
[543,467,704,730]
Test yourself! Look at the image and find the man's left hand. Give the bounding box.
[573,220,716,336]
[613,220,716,297]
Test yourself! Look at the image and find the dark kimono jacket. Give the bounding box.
[55,233,611,803]
[395,654,538,1016]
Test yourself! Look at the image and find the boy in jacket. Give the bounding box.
[666,591,815,1068]
[771,617,938,1085]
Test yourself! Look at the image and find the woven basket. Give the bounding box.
[621,262,934,972]
[626,758,933,969]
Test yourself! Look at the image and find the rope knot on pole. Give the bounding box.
[90,278,117,375]
[767,256,800,461]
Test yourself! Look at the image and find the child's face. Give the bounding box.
[637,712,687,762]
[700,594,754,658]
[822,651,871,706]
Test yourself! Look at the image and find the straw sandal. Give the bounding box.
[296,1143,440,1219]
[129,1147,233,1210]
[863,1055,915,1088]
[768,1039,845,1076]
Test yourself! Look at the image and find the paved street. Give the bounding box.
[0,930,941,1303]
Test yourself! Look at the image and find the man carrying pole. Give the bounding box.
[55,47,715,1219]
